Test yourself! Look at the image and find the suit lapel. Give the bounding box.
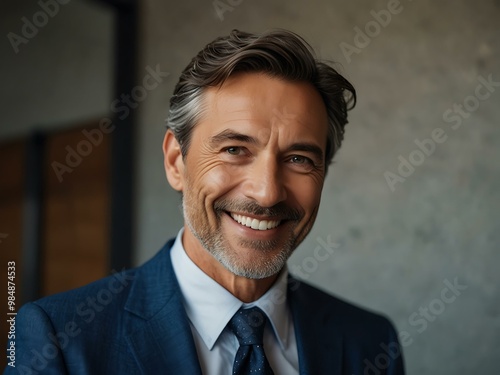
[288,277,343,375]
[124,240,202,375]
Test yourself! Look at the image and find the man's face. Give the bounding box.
[168,73,329,279]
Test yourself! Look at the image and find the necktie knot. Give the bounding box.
[228,307,274,374]
[229,307,267,346]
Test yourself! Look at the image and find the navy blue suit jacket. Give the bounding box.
[5,240,405,374]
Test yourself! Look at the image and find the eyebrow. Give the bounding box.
[209,129,258,146]
[209,129,324,160]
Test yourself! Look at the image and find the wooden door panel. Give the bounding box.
[41,123,110,296]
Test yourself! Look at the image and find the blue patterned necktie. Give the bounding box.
[228,307,275,375]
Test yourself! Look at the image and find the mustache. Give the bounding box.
[214,199,303,221]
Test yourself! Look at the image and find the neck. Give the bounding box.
[212,269,278,303]
[182,231,280,302]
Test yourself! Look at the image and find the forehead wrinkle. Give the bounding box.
[211,95,264,131]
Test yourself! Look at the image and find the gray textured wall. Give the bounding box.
[137,1,500,374]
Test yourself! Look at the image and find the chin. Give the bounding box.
[211,243,290,280]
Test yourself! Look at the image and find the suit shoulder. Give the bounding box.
[10,266,144,374]
[31,267,137,318]
[27,240,174,321]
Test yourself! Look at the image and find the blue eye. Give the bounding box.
[290,155,310,164]
[226,147,241,155]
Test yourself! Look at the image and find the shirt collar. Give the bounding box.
[241,266,290,350]
[170,228,290,351]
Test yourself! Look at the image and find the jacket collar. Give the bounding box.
[288,277,343,375]
[124,239,202,375]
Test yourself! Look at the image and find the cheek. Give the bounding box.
[190,163,241,202]
[290,179,323,213]
[204,167,233,191]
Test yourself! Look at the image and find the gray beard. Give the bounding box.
[182,202,297,279]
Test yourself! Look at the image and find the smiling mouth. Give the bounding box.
[229,212,281,231]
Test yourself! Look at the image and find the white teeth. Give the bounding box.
[230,213,280,231]
[251,219,259,229]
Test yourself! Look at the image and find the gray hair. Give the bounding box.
[166,29,356,170]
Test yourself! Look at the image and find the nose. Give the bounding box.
[243,156,287,208]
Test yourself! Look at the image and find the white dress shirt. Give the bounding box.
[170,228,300,375]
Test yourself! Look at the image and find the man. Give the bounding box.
[6,30,404,374]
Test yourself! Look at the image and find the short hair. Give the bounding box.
[166,29,356,170]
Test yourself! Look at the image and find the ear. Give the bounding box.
[163,129,185,192]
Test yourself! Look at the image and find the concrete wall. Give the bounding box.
[0,0,114,139]
[137,1,500,374]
